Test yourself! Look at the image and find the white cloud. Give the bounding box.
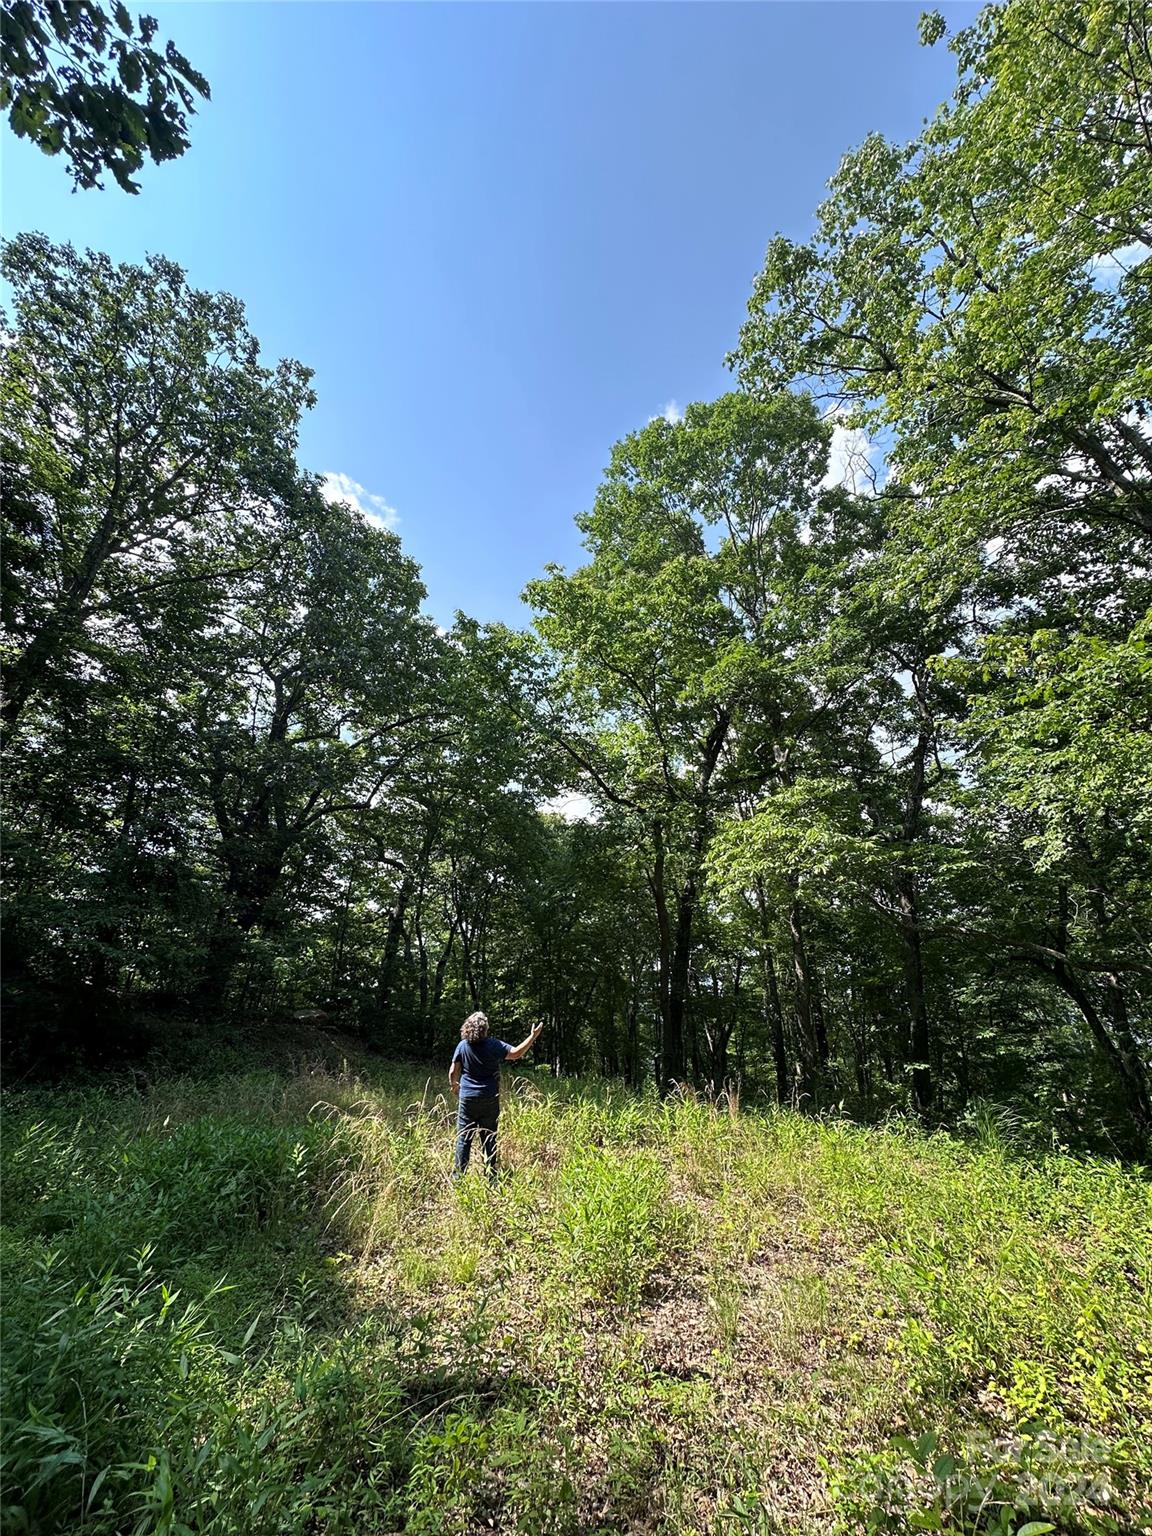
[1087,241,1149,290]
[822,422,882,495]
[539,792,598,823]
[320,471,399,531]
[649,399,683,426]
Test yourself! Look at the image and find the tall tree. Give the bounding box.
[528,392,863,1091]
[1,234,313,732]
[188,486,441,1007]
[733,0,1152,1130]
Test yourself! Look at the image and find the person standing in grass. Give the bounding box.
[449,1011,544,1178]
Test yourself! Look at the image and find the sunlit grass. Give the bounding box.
[2,1061,1149,1534]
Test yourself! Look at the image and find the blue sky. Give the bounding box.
[2,1,978,627]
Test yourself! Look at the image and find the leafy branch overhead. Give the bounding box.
[1,0,209,191]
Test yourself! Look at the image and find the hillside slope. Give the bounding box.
[2,1064,1150,1535]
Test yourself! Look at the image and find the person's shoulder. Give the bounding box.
[451,1040,465,1058]
[494,1039,511,1057]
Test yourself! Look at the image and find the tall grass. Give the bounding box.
[2,1063,1148,1534]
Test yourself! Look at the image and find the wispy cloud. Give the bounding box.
[660,400,683,425]
[320,471,399,531]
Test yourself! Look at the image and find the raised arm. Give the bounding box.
[505,1022,545,1064]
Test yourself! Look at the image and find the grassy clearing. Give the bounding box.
[1,1062,1149,1535]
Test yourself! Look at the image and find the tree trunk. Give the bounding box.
[1043,962,1152,1129]
[788,899,827,1092]
[754,882,788,1104]
[376,869,416,1040]
[2,497,123,728]
[897,873,933,1114]
[765,946,788,1105]
[648,819,677,1089]
[625,985,641,1087]
[667,876,695,1087]
[429,922,457,1032]
[897,722,933,1115]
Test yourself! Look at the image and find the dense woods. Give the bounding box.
[3,0,1150,1152]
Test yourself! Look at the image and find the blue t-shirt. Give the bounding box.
[452,1037,511,1096]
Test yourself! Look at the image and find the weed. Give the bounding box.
[833,1425,1140,1535]
[553,1147,689,1308]
[1,1065,1149,1534]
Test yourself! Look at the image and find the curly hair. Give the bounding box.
[461,1010,490,1043]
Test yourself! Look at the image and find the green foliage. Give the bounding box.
[952,618,1152,871]
[1,0,209,192]
[3,1114,325,1270]
[4,3,1151,1524]
[0,1242,229,1535]
[730,0,1152,1134]
[406,1408,579,1536]
[802,1126,1152,1431]
[835,1426,1132,1535]
[553,1147,687,1307]
[737,0,1152,553]
[4,0,1152,1165]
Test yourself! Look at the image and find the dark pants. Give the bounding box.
[455,1093,500,1177]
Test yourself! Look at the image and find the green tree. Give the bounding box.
[528,392,874,1092]
[187,486,440,1008]
[734,0,1152,1132]
[737,0,1150,553]
[1,234,313,732]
